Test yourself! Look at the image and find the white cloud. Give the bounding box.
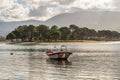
[0,0,118,22]
[24,0,52,9]
[0,0,29,21]
[112,0,120,11]
[0,0,14,10]
[54,0,74,5]
[61,0,115,10]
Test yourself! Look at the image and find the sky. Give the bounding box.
[0,0,119,22]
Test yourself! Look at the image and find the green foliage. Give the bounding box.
[37,25,49,41]
[27,25,35,41]
[59,27,71,40]
[17,25,28,41]
[6,24,120,42]
[6,32,16,42]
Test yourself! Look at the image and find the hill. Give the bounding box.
[0,11,120,36]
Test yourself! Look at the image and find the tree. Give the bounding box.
[50,25,61,41]
[6,24,120,42]
[69,24,79,32]
[51,31,61,41]
[27,25,35,42]
[69,25,80,40]
[85,29,97,40]
[111,31,120,39]
[17,25,28,41]
[37,25,49,41]
[12,29,20,41]
[51,25,58,31]
[0,36,5,41]
[59,27,71,40]
[6,32,16,42]
[98,30,112,40]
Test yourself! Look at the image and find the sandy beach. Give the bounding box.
[1,40,120,45]
[3,40,119,45]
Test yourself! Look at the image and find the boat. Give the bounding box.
[46,45,72,60]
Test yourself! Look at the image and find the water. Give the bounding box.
[0,42,120,80]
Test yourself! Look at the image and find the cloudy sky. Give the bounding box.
[0,0,119,22]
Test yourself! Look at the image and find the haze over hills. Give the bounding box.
[46,11,120,31]
[0,20,42,36]
[0,10,120,36]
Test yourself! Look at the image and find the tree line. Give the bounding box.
[6,24,120,42]
[0,36,5,41]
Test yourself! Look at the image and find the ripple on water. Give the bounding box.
[0,43,120,80]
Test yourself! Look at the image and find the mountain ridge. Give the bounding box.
[0,11,120,36]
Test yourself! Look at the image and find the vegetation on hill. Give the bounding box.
[6,24,120,42]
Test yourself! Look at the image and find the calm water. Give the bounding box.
[0,42,120,80]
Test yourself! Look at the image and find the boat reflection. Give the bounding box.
[46,59,72,66]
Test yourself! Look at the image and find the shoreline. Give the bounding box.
[2,40,120,45]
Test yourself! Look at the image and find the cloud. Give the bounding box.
[0,0,29,21]
[54,0,75,5]
[0,0,118,22]
[112,0,120,11]
[29,6,56,20]
[29,6,47,17]
[0,0,14,10]
[65,0,115,10]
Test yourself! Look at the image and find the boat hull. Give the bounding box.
[46,52,72,60]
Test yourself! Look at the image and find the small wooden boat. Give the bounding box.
[46,45,72,60]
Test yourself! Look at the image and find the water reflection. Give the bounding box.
[0,42,120,80]
[46,59,72,67]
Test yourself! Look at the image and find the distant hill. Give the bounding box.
[46,11,120,31]
[0,20,42,36]
[0,11,120,36]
